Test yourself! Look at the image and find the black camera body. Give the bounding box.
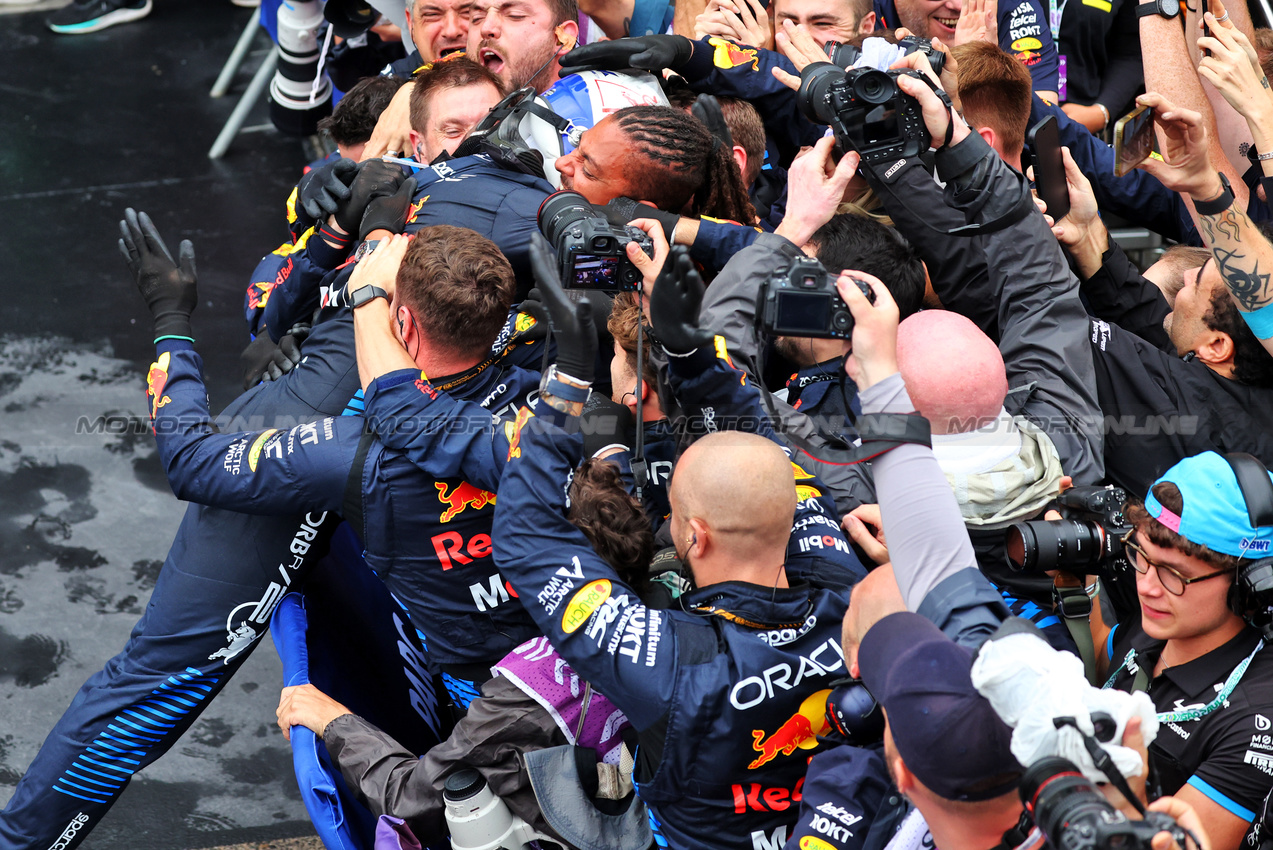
[797,63,931,164]
[1006,485,1132,577]
[1022,757,1190,850]
[823,35,948,77]
[760,256,874,340]
[537,191,654,292]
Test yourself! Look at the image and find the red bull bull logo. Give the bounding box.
[505,406,535,461]
[747,689,831,769]
[436,481,497,522]
[146,353,172,422]
[709,37,760,71]
[407,197,428,225]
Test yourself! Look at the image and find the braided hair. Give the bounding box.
[612,105,757,224]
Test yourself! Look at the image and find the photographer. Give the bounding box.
[1082,451,1273,850]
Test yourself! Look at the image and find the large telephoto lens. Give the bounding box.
[537,190,594,246]
[1006,519,1109,573]
[797,63,845,125]
[1020,758,1116,850]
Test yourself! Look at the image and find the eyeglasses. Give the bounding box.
[1121,531,1233,596]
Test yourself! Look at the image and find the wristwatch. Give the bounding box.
[348,285,389,309]
[1193,172,1235,215]
[1137,0,1180,19]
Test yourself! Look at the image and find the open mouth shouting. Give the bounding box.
[478,45,506,75]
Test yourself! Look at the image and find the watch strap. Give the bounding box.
[349,285,389,309]
[1194,172,1235,216]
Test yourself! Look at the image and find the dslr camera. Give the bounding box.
[537,191,653,293]
[796,62,931,164]
[823,35,947,76]
[1022,757,1191,850]
[760,256,874,340]
[1006,485,1132,576]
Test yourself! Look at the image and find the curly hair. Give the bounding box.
[568,458,654,589]
[613,105,757,224]
[1125,481,1241,573]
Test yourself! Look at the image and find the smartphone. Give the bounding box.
[1112,105,1156,176]
[1202,0,1211,55]
[1026,115,1070,221]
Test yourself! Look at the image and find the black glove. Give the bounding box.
[529,235,597,383]
[600,196,680,242]
[358,176,418,241]
[649,246,713,355]
[516,290,552,342]
[263,333,305,381]
[119,208,198,342]
[558,35,694,75]
[239,327,309,389]
[297,157,357,222]
[333,160,408,236]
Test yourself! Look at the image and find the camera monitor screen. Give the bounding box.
[859,106,899,147]
[775,291,830,334]
[570,254,622,291]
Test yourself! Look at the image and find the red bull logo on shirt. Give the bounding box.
[436,481,497,522]
[146,352,172,422]
[747,688,832,769]
[709,36,760,71]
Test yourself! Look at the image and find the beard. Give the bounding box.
[505,31,561,92]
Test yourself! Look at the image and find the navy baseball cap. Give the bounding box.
[858,612,1023,802]
[1146,452,1273,559]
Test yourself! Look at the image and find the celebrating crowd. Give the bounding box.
[4,0,1273,847]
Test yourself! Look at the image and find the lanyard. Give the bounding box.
[1103,640,1264,723]
[1050,0,1067,41]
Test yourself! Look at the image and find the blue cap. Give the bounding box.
[1146,452,1273,559]
[858,612,1022,802]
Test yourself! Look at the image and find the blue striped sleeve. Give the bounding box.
[1188,776,1258,822]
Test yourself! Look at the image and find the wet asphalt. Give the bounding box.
[0,3,325,845]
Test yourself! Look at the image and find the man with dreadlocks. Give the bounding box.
[554,104,757,226]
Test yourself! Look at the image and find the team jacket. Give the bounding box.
[145,340,542,669]
[875,0,1060,94]
[261,154,553,342]
[493,340,865,850]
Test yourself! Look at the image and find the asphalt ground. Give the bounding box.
[0,2,327,845]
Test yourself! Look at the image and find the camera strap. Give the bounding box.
[1052,575,1100,685]
[632,321,649,502]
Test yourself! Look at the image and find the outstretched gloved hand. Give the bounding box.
[649,246,713,355]
[559,34,694,75]
[119,208,198,342]
[333,160,410,236]
[297,157,357,222]
[529,234,597,384]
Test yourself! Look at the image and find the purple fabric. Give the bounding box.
[374,815,422,850]
[494,637,631,765]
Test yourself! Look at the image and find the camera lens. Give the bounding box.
[852,69,897,105]
[797,63,846,125]
[537,190,596,247]
[1006,520,1109,573]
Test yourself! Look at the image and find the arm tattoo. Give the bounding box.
[1213,246,1273,311]
[1203,206,1273,311]
[1263,77,1271,90]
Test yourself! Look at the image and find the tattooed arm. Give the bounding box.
[1201,206,1273,350]
[1139,92,1273,350]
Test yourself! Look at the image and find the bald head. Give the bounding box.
[897,312,1008,435]
[842,564,905,673]
[670,432,798,568]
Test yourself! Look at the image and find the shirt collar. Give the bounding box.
[1154,627,1263,698]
